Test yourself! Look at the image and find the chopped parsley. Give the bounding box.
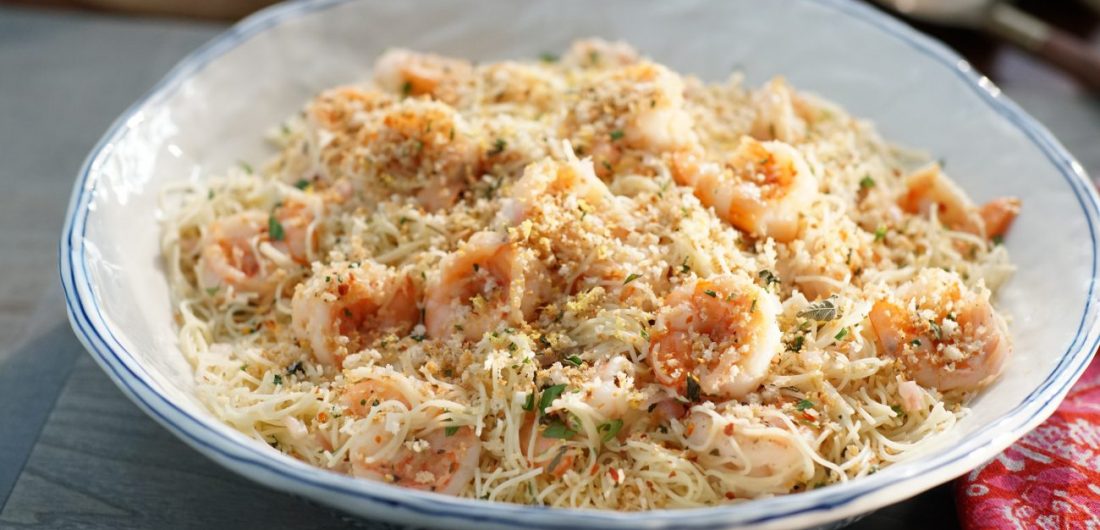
[928,320,943,340]
[522,392,535,411]
[623,273,641,285]
[992,235,1004,245]
[538,52,558,63]
[272,374,283,386]
[400,80,412,97]
[787,335,805,352]
[542,419,576,439]
[538,384,567,415]
[598,419,623,442]
[703,289,718,298]
[795,399,814,411]
[445,425,460,437]
[487,138,507,156]
[834,327,849,341]
[565,355,584,367]
[293,178,310,190]
[268,213,285,241]
[205,286,219,296]
[609,129,625,141]
[685,374,702,402]
[798,297,840,321]
[874,225,887,242]
[910,339,922,347]
[859,175,875,189]
[891,405,905,416]
[758,269,780,286]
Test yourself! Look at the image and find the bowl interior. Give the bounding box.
[66,0,1099,527]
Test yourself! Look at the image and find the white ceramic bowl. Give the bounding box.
[60,0,1100,528]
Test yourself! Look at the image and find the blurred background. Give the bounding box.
[0,1,1096,529]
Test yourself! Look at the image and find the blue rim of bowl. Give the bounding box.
[58,0,1100,528]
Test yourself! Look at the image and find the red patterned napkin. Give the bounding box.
[955,357,1100,528]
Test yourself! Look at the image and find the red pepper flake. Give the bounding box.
[337,283,349,296]
[607,468,621,483]
[589,464,600,476]
[725,492,736,500]
[723,423,734,436]
[318,411,329,422]
[802,411,815,421]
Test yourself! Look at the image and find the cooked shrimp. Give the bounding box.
[198,201,316,296]
[868,268,1010,392]
[519,416,577,477]
[373,48,474,106]
[560,38,640,69]
[898,163,1021,240]
[498,151,618,227]
[749,77,813,144]
[673,136,817,242]
[307,85,392,134]
[681,407,812,494]
[582,355,637,421]
[477,61,565,114]
[565,61,696,177]
[424,231,549,341]
[352,425,481,496]
[356,99,480,211]
[649,274,782,400]
[291,260,419,367]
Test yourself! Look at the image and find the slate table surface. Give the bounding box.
[0,4,1097,529]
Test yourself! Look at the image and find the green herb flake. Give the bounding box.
[859,175,875,189]
[891,404,905,416]
[539,52,558,63]
[445,425,460,437]
[538,384,567,415]
[609,129,625,141]
[685,374,702,402]
[598,419,623,442]
[565,355,584,367]
[542,420,576,439]
[992,235,1005,245]
[205,286,219,296]
[522,392,536,411]
[758,269,780,286]
[928,320,943,340]
[795,399,814,411]
[400,81,412,97]
[788,335,805,352]
[268,213,285,241]
[623,273,641,285]
[272,374,283,386]
[703,289,718,298]
[798,297,840,321]
[239,161,253,174]
[834,328,849,341]
[910,339,922,347]
[488,138,507,156]
[294,178,310,190]
[874,226,887,242]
